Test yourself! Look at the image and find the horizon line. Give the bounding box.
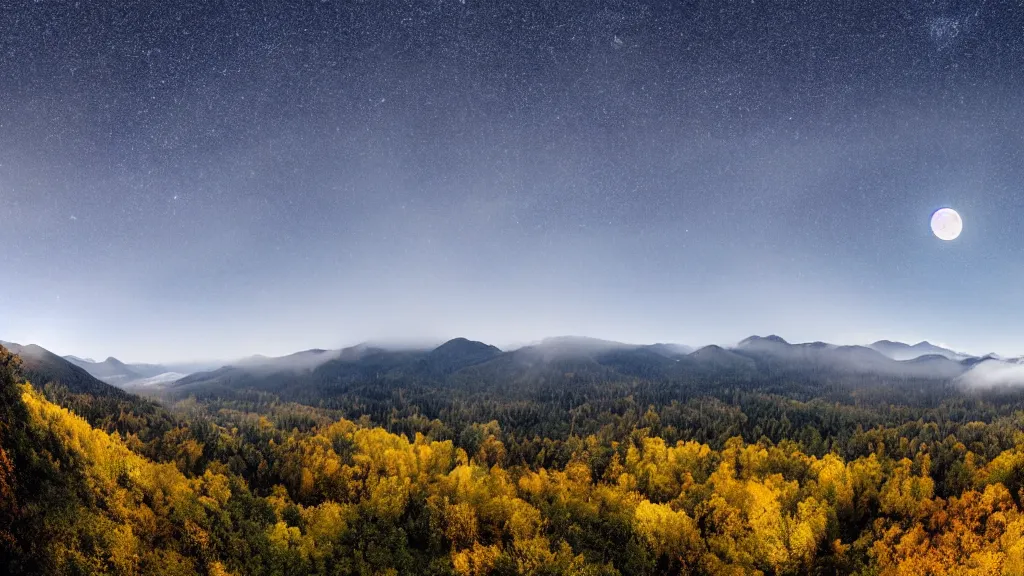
[3,333,1000,366]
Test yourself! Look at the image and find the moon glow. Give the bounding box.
[930,208,963,241]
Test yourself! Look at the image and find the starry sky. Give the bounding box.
[2,0,1023,362]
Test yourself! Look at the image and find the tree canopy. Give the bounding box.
[4,343,1024,575]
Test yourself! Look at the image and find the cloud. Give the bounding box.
[233,348,344,373]
[957,360,1024,388]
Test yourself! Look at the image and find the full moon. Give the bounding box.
[930,208,963,241]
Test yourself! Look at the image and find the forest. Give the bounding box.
[4,342,1024,575]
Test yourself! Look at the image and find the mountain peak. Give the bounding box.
[687,345,756,369]
[442,338,498,352]
[869,339,968,361]
[433,337,501,354]
[421,338,502,374]
[62,353,141,384]
[908,353,952,363]
[739,334,789,346]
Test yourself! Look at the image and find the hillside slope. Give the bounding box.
[2,342,130,399]
[0,342,176,460]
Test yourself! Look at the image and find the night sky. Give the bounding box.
[2,0,1024,362]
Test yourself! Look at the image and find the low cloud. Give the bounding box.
[957,360,1024,388]
[234,348,343,373]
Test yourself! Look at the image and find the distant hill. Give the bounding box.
[688,345,757,371]
[64,355,142,385]
[526,336,636,359]
[63,356,214,386]
[738,334,791,348]
[869,340,970,361]
[481,337,696,377]
[961,354,1000,369]
[647,343,695,357]
[420,338,502,375]
[735,335,967,379]
[235,348,342,372]
[168,344,408,397]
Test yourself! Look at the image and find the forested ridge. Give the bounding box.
[5,342,1024,575]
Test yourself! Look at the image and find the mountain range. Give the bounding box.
[6,335,1024,402]
[61,356,221,388]
[735,335,968,379]
[63,355,143,385]
[867,340,972,361]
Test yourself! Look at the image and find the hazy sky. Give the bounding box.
[2,0,1023,362]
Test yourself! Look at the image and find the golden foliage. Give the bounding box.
[10,369,1024,575]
